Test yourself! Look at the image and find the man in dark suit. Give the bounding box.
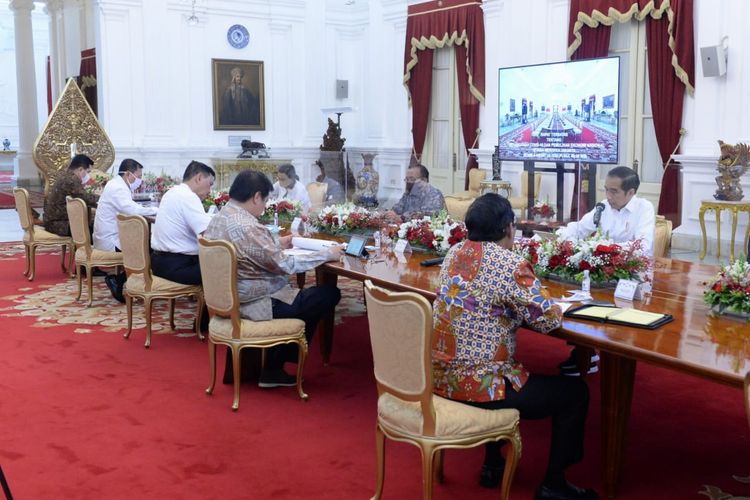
[43,154,98,236]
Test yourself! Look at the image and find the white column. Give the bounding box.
[269,22,293,148]
[45,0,63,105]
[10,0,40,188]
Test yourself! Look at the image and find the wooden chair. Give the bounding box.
[654,215,673,258]
[117,214,205,348]
[65,196,123,306]
[198,237,308,410]
[13,187,74,281]
[363,280,521,500]
[509,171,542,212]
[306,181,329,212]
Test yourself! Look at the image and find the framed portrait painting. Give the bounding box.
[212,58,265,130]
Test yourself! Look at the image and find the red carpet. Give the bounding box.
[0,186,43,209]
[0,245,748,499]
[0,191,15,209]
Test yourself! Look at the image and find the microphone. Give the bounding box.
[593,202,605,227]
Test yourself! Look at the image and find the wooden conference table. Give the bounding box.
[314,250,749,498]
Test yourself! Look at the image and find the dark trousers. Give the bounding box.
[151,251,202,285]
[468,374,589,478]
[224,284,341,379]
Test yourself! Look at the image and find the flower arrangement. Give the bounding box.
[704,259,750,318]
[202,191,230,211]
[531,197,556,219]
[141,172,181,195]
[83,170,111,195]
[312,203,382,234]
[397,211,467,254]
[514,232,650,285]
[260,198,302,225]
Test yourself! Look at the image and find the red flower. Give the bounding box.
[579,261,592,271]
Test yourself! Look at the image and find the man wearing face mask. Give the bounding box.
[271,163,311,214]
[43,154,99,237]
[93,158,158,302]
[385,163,446,222]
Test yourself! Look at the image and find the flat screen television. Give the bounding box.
[498,56,620,164]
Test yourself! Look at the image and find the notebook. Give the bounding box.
[564,305,673,329]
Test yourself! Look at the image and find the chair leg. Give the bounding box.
[195,295,205,341]
[67,244,75,277]
[500,433,522,500]
[86,266,94,307]
[295,338,309,400]
[144,298,153,348]
[22,245,31,277]
[168,299,176,331]
[231,345,242,411]
[435,449,445,483]
[75,264,83,300]
[372,425,386,500]
[124,294,133,339]
[27,245,37,281]
[59,244,67,274]
[296,271,306,289]
[206,340,216,396]
[420,443,437,500]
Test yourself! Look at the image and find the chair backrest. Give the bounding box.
[445,196,472,222]
[363,280,438,435]
[306,182,329,210]
[520,171,542,198]
[12,187,34,234]
[654,215,673,258]
[198,237,242,338]
[467,168,488,195]
[66,196,92,254]
[116,214,152,287]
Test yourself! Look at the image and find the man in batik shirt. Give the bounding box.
[385,164,445,222]
[43,154,98,236]
[432,193,598,500]
[203,170,343,388]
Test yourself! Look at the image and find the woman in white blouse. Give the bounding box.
[271,163,311,214]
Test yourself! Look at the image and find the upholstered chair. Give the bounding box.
[448,168,488,200]
[13,187,74,281]
[444,197,474,222]
[306,181,329,213]
[509,171,542,213]
[198,237,308,411]
[653,215,673,258]
[66,196,123,306]
[116,214,204,348]
[363,280,521,500]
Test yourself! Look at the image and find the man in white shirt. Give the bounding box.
[93,159,158,302]
[557,165,655,376]
[271,163,311,213]
[151,161,215,286]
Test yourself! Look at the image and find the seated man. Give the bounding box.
[43,154,98,237]
[203,170,343,387]
[271,163,311,214]
[556,165,655,376]
[315,160,345,204]
[151,161,215,286]
[385,164,446,222]
[93,158,158,302]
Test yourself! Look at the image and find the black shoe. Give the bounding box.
[558,352,600,370]
[479,461,506,489]
[535,481,599,500]
[104,275,125,304]
[561,362,599,376]
[92,268,108,277]
[258,369,297,388]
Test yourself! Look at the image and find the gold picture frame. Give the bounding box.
[211,58,265,130]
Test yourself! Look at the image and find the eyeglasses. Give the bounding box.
[404,177,418,182]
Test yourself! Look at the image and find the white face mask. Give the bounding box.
[81,173,91,184]
[129,176,142,192]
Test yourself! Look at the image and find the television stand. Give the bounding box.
[524,160,598,221]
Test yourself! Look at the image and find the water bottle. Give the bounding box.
[373,230,381,249]
[273,211,279,229]
[581,269,591,294]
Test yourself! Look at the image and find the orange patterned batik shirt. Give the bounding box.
[432,240,562,402]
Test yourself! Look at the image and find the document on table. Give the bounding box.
[283,237,341,257]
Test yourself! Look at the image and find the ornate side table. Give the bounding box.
[698,199,750,261]
[480,180,512,198]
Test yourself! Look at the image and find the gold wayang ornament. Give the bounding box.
[32,79,115,193]
[715,140,750,201]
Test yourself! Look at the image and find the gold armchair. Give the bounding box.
[654,215,673,258]
[116,214,204,348]
[444,169,488,221]
[363,280,521,499]
[198,237,308,410]
[66,196,123,306]
[509,171,542,212]
[306,181,329,213]
[13,187,73,281]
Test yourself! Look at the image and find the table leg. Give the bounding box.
[715,208,722,259]
[600,352,636,499]
[730,207,738,262]
[316,266,338,366]
[698,205,708,260]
